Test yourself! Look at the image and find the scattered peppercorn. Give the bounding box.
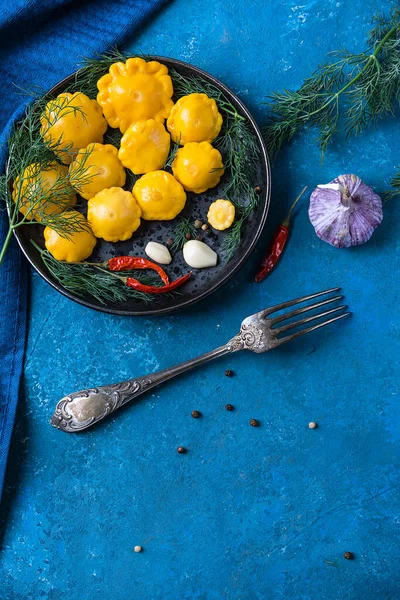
[177,446,187,454]
[191,410,201,418]
[185,233,192,240]
[194,219,203,228]
[250,419,259,427]
[308,421,317,429]
[343,552,354,560]
[134,546,142,553]
[196,235,204,242]
[201,223,209,231]
[166,237,173,246]
[254,186,262,194]
[225,404,234,411]
[225,369,234,377]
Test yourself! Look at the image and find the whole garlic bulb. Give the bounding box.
[309,174,383,248]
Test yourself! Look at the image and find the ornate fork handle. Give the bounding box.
[51,333,249,433]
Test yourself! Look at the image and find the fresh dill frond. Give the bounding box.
[32,242,158,305]
[170,217,197,252]
[263,9,400,159]
[385,170,400,200]
[164,136,181,169]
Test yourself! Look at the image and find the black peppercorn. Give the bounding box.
[225,369,234,377]
[225,404,234,411]
[191,410,200,418]
[185,233,191,240]
[249,419,259,427]
[177,446,187,454]
[254,186,262,194]
[196,235,203,242]
[343,552,354,560]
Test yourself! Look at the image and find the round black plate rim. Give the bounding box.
[11,55,271,317]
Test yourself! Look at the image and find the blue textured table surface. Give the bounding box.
[1,1,400,598]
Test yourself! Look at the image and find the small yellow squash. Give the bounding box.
[167,93,223,144]
[207,199,235,231]
[87,187,142,242]
[97,57,174,133]
[172,142,224,194]
[44,211,97,262]
[13,162,76,220]
[69,143,126,200]
[132,171,186,220]
[118,120,170,174]
[40,92,108,164]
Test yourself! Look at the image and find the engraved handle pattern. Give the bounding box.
[51,343,239,433]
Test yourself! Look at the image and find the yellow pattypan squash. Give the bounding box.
[97,57,174,133]
[172,141,224,194]
[118,119,171,175]
[69,143,126,200]
[207,199,235,231]
[12,162,76,221]
[87,187,142,242]
[40,92,108,164]
[167,93,223,144]
[44,211,97,262]
[132,171,186,220]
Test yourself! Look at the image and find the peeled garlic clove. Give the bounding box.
[183,240,218,268]
[145,241,172,264]
[309,174,383,248]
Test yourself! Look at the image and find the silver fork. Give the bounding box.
[51,288,350,433]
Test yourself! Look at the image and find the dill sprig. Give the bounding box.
[32,241,159,305]
[263,9,400,159]
[170,217,197,251]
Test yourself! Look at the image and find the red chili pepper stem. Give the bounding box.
[281,186,308,227]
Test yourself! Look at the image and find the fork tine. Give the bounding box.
[261,287,341,317]
[270,295,344,326]
[273,312,351,347]
[275,305,347,335]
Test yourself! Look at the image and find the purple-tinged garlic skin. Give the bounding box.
[309,174,383,248]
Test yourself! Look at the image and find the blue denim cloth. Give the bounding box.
[0,0,168,500]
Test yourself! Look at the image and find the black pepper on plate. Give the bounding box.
[177,446,187,454]
[225,404,234,411]
[249,419,259,427]
[225,369,234,377]
[185,233,192,240]
[191,410,201,418]
[254,186,262,194]
[343,552,354,560]
[166,237,173,247]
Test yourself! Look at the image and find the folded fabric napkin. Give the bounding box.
[0,0,168,500]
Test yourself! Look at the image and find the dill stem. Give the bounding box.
[0,226,14,266]
[302,23,398,120]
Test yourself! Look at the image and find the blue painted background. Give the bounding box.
[1,1,400,598]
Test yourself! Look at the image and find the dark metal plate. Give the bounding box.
[12,57,271,316]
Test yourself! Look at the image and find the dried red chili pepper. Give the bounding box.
[255,186,307,283]
[107,256,169,285]
[125,272,192,294]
